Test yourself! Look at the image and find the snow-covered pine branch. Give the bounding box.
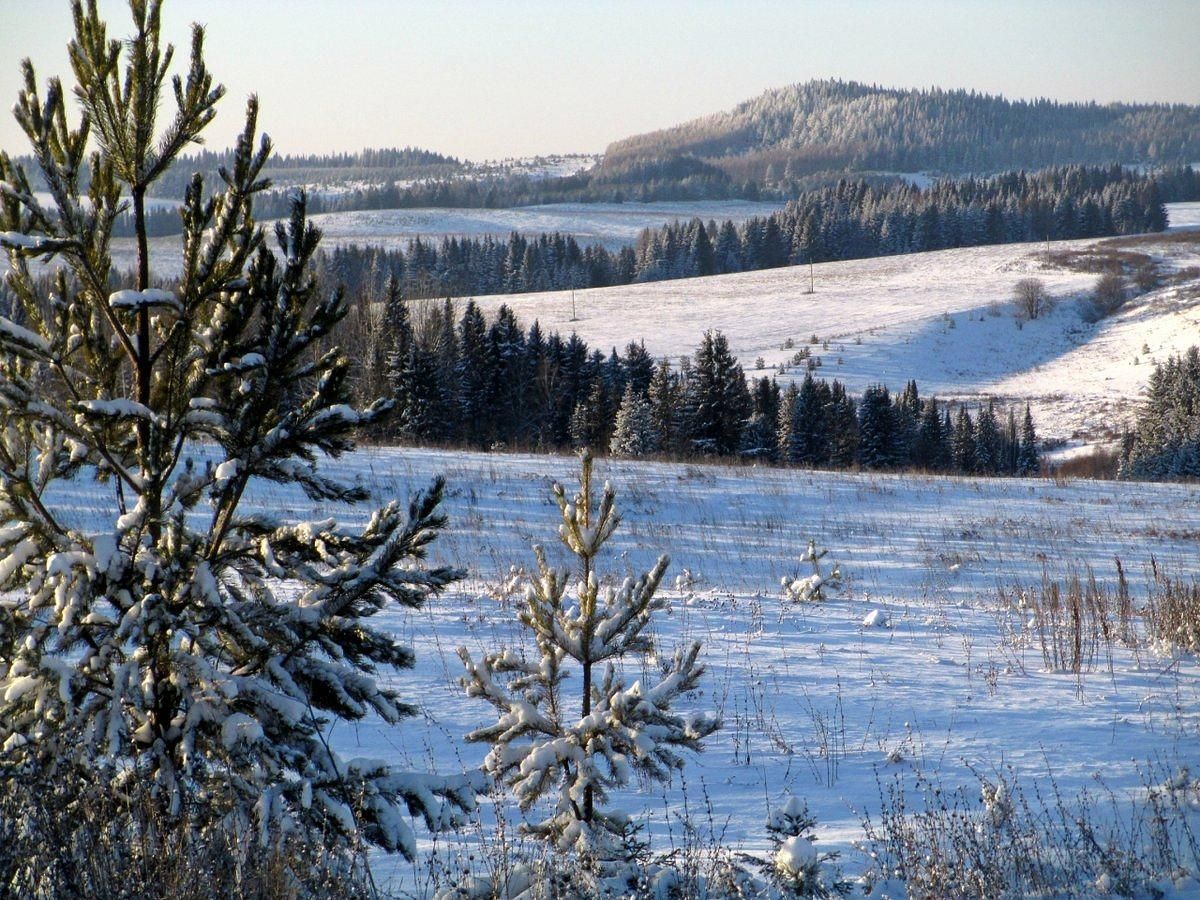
[0,1,476,881]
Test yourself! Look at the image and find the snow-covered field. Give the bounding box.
[42,446,1200,893]
[298,200,788,253]
[466,202,1200,449]
[217,449,1200,893]
[89,199,787,271]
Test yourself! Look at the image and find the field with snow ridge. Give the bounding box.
[43,445,1200,894]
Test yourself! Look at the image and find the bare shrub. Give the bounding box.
[1046,246,1152,274]
[997,563,1134,673]
[1171,265,1200,285]
[1147,560,1200,653]
[1046,445,1122,480]
[1085,272,1130,321]
[0,760,368,899]
[862,762,1200,899]
[1134,262,1161,293]
[1013,277,1051,321]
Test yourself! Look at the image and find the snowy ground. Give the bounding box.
[41,446,1200,894]
[236,449,1200,893]
[467,202,1200,449]
[90,199,788,273]
[297,200,788,253]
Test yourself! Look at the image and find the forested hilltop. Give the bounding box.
[73,78,1200,227]
[604,79,1200,188]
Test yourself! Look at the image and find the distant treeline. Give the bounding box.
[112,155,758,237]
[347,292,1038,475]
[316,165,1195,301]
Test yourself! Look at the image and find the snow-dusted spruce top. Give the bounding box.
[458,450,719,860]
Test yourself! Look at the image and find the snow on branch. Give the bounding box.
[0,231,72,254]
[0,316,51,356]
[107,288,183,314]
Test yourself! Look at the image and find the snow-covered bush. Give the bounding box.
[747,795,850,898]
[781,539,842,602]
[0,0,477,876]
[458,449,720,869]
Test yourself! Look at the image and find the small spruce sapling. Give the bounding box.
[752,795,850,898]
[782,540,842,602]
[458,449,719,860]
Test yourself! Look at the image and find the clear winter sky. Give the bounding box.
[2,0,1198,161]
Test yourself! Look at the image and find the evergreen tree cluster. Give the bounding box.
[311,165,1186,301]
[774,377,1039,476]
[605,79,1200,182]
[1121,347,1200,479]
[364,300,1040,476]
[17,144,463,206]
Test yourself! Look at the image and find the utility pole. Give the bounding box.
[570,286,578,322]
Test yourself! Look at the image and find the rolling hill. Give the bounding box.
[463,202,1200,452]
[602,79,1200,187]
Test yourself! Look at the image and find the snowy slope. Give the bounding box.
[14,200,1199,447]
[87,199,786,271]
[465,202,1200,448]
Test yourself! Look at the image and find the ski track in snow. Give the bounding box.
[39,446,1200,891]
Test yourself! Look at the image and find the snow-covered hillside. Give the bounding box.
[86,199,787,272]
[467,202,1200,449]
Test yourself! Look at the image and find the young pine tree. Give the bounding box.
[1018,404,1040,475]
[458,451,719,858]
[0,0,476,866]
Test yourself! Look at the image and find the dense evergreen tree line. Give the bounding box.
[353,293,1038,475]
[1121,347,1200,479]
[314,165,1190,301]
[605,79,1200,183]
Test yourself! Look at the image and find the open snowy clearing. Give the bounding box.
[460,202,1200,450]
[90,199,788,273]
[297,200,788,252]
[42,446,1200,894]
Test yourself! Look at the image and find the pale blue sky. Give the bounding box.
[2,1,1198,160]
